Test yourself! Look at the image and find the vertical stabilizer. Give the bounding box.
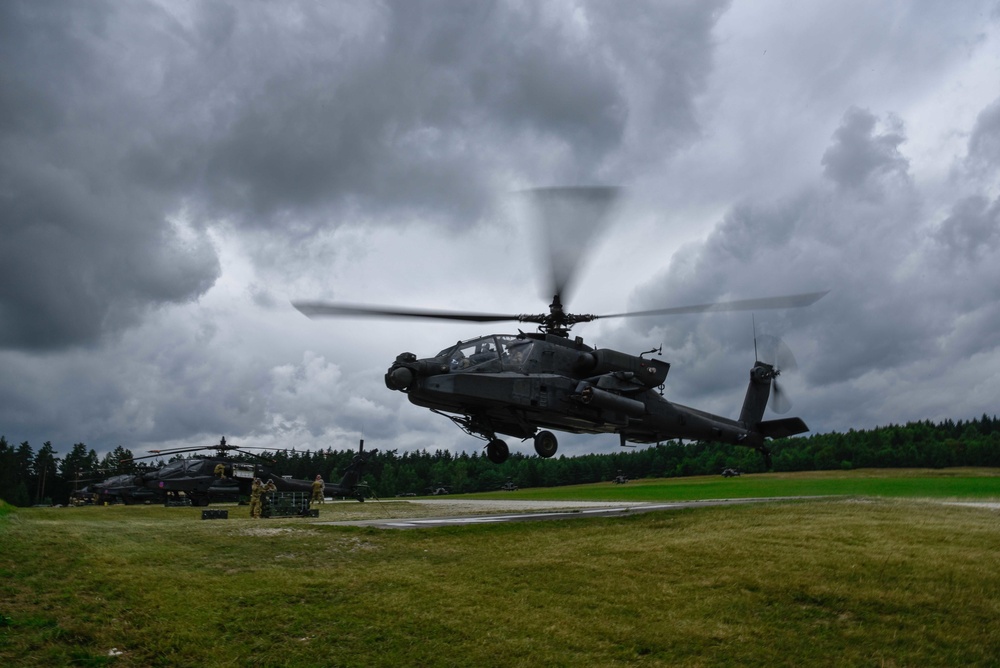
[739,362,776,428]
[327,439,378,501]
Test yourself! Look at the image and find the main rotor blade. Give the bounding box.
[123,452,171,462]
[599,290,828,320]
[123,445,213,461]
[124,443,241,462]
[293,301,521,323]
[518,186,622,303]
[232,449,277,463]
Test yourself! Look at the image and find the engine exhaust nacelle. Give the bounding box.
[576,384,646,417]
[575,349,669,388]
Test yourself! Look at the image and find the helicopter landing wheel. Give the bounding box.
[533,431,558,458]
[486,439,509,464]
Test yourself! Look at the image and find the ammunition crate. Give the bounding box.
[262,492,316,518]
[201,509,229,520]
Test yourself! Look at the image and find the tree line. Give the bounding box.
[2,414,999,506]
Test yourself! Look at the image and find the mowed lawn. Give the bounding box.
[2,468,999,667]
[469,466,1000,502]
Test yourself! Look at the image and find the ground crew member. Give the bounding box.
[260,479,277,518]
[249,478,263,519]
[311,475,324,506]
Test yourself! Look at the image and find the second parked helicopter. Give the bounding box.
[119,437,377,505]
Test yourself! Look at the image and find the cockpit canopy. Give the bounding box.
[430,333,669,387]
[437,335,535,373]
[155,458,209,478]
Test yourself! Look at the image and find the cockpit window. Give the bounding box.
[438,335,533,372]
[499,336,533,370]
[445,336,499,371]
[159,460,186,476]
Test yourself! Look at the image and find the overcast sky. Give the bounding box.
[2,0,999,461]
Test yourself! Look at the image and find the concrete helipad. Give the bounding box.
[317,496,821,529]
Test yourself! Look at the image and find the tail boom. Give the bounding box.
[737,361,810,468]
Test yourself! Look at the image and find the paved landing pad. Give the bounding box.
[318,497,818,530]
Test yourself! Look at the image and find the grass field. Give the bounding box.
[2,468,999,667]
[469,466,1000,502]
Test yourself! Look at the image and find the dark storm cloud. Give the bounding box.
[925,97,1000,360]
[195,0,722,228]
[0,1,220,350]
[617,93,1000,433]
[820,106,909,197]
[621,109,922,393]
[967,97,1000,169]
[175,1,637,229]
[935,195,1000,262]
[962,97,1000,202]
[1,0,726,353]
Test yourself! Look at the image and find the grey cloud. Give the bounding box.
[934,195,1000,261]
[179,1,632,229]
[194,0,706,229]
[611,90,1000,437]
[2,0,727,353]
[821,107,909,198]
[616,110,932,405]
[0,1,221,350]
[967,96,1000,175]
[925,95,1000,331]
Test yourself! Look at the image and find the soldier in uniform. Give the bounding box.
[260,478,277,518]
[311,475,324,506]
[214,462,226,478]
[249,477,263,519]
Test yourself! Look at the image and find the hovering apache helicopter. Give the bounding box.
[294,187,826,468]
[122,437,376,505]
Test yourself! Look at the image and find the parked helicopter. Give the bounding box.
[294,187,826,468]
[259,439,378,502]
[118,437,377,505]
[70,471,159,506]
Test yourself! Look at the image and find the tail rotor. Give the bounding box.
[755,334,797,415]
[744,328,812,470]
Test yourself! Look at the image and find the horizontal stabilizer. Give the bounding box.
[757,417,809,439]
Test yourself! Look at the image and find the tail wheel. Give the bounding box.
[486,439,509,464]
[533,431,558,458]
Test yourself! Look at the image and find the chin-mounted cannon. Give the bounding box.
[384,352,449,391]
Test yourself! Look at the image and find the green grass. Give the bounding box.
[2,469,999,667]
[470,466,1000,502]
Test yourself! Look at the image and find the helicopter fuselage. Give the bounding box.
[384,332,802,464]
